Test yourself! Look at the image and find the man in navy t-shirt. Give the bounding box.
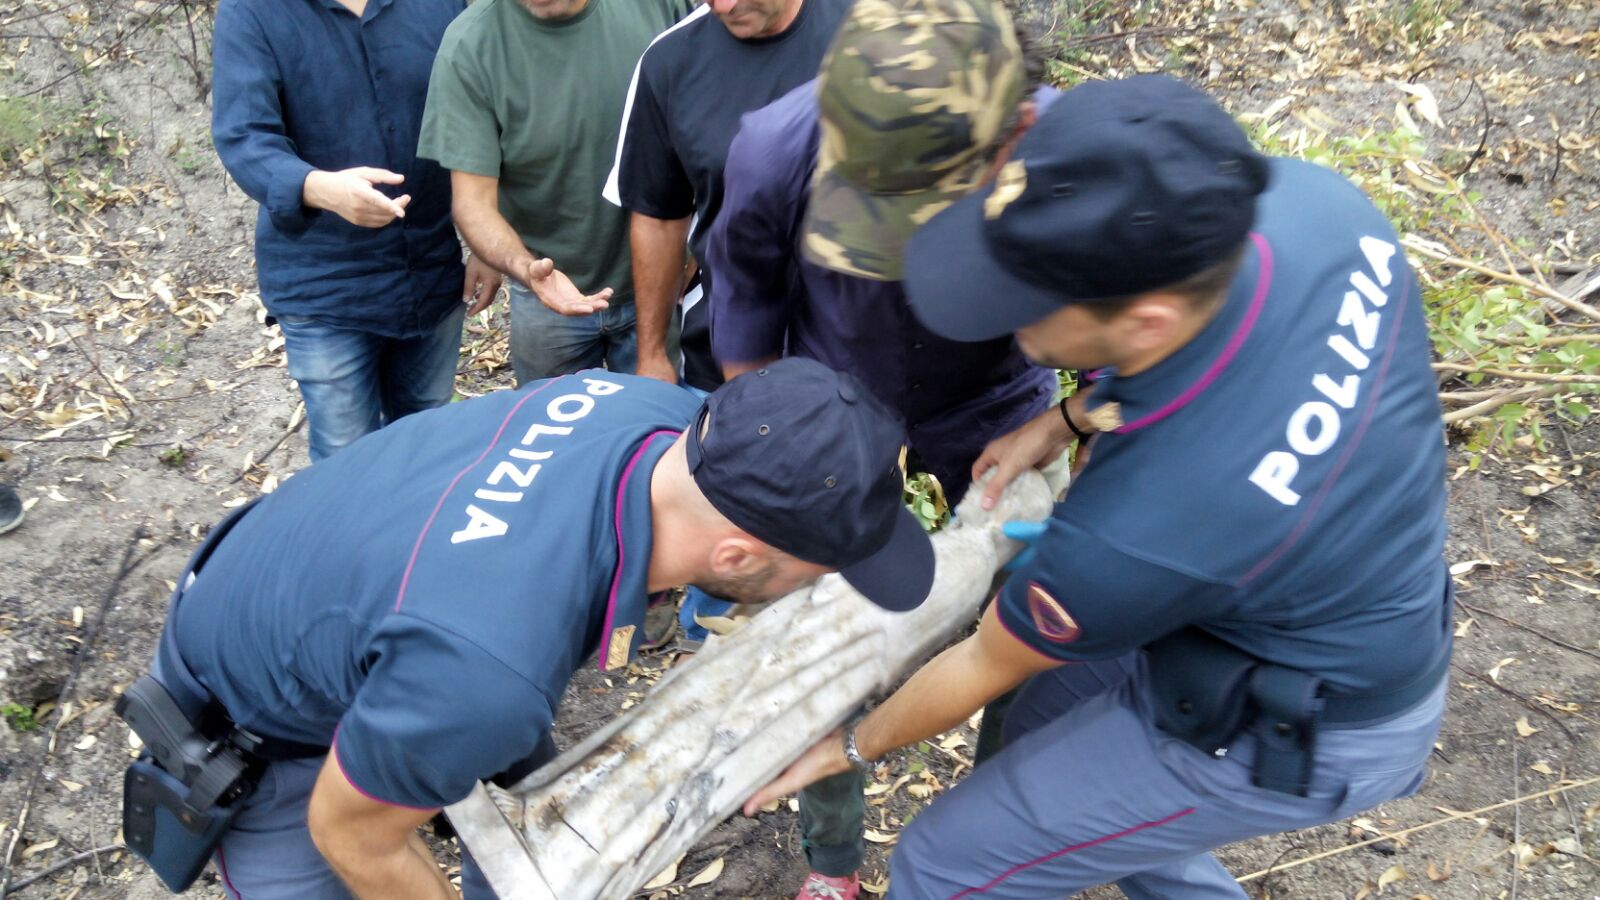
[747,76,1450,898]
[136,360,932,900]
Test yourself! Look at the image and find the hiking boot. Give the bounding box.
[795,872,860,900]
[0,484,22,535]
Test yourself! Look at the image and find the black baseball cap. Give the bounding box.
[906,75,1272,341]
[686,358,934,612]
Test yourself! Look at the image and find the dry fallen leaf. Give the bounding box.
[1448,559,1497,577]
[641,854,682,890]
[863,828,898,844]
[1426,860,1450,881]
[685,857,724,887]
[1487,657,1518,683]
[1514,716,1539,738]
[20,837,59,859]
[1377,863,1407,891]
[1529,761,1554,775]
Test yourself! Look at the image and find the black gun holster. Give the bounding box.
[1146,628,1323,797]
[116,498,325,892]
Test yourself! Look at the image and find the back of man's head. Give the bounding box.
[687,359,935,612]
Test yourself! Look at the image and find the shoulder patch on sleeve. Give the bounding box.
[1027,581,1081,643]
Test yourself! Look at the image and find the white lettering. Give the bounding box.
[521,423,573,446]
[1249,452,1302,506]
[1287,401,1340,456]
[1248,236,1399,507]
[547,394,595,422]
[1313,373,1360,409]
[1327,334,1371,370]
[474,488,524,503]
[1359,236,1396,287]
[1337,291,1381,350]
[488,460,541,489]
[583,377,625,396]
[1349,270,1388,308]
[509,447,552,461]
[451,505,509,543]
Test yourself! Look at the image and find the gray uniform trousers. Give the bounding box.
[887,654,1447,899]
[205,751,536,900]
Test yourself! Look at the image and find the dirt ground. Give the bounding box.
[1,0,1597,898]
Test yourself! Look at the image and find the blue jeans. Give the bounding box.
[508,282,659,385]
[278,307,464,461]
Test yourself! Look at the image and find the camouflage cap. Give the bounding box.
[802,0,1026,281]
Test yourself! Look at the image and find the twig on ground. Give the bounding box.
[229,403,305,484]
[1432,364,1600,385]
[1440,386,1563,424]
[0,528,161,896]
[1456,599,1600,662]
[1510,732,1520,900]
[0,845,124,896]
[1403,239,1600,321]
[1234,776,1600,883]
[1451,662,1579,739]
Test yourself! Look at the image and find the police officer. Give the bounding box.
[127,359,933,900]
[746,75,1451,898]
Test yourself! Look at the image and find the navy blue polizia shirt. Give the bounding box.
[1000,159,1449,697]
[173,373,698,809]
[211,0,465,337]
[708,82,1057,497]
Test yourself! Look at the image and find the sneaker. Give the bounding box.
[676,586,733,653]
[0,485,22,535]
[795,872,860,900]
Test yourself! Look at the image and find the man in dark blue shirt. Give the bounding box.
[132,360,931,899]
[604,0,850,390]
[707,3,1055,893]
[707,0,1057,506]
[748,76,1451,898]
[212,0,494,461]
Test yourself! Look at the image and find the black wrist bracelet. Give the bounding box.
[1059,396,1092,441]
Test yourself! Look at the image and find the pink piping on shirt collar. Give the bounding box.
[597,430,681,671]
[1113,232,1274,434]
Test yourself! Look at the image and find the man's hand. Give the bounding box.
[306,756,454,900]
[634,353,679,384]
[971,387,1098,511]
[303,168,412,228]
[463,254,505,315]
[519,258,612,317]
[743,728,850,817]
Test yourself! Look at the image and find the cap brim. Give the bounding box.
[904,189,1069,342]
[801,149,984,282]
[839,505,935,613]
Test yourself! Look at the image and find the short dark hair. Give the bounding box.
[1084,241,1249,322]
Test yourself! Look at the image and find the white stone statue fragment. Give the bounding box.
[447,469,1061,900]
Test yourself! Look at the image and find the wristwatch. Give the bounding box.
[842,721,876,774]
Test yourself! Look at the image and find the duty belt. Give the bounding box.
[1147,576,1453,796]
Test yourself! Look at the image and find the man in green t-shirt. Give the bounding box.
[420,0,687,384]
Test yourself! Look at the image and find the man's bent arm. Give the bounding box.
[629,212,690,383]
[307,756,455,900]
[451,170,541,288]
[745,604,1060,813]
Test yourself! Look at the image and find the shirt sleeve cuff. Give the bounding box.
[266,159,319,236]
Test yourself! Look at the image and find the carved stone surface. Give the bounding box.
[447,470,1060,900]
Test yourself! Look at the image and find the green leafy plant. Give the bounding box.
[1,701,41,732]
